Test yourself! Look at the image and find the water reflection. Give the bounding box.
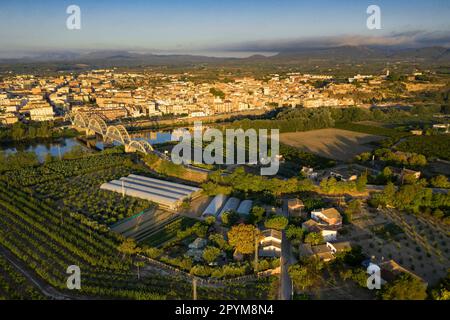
[1,138,86,162]
[1,130,179,162]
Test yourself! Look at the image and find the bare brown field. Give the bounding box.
[280,128,384,161]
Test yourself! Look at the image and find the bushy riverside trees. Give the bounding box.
[0,121,77,142]
[0,151,39,171]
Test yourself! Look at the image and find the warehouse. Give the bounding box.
[217,197,241,221]
[202,194,227,217]
[237,200,253,215]
[100,174,201,211]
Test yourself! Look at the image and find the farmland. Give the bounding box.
[348,206,450,286]
[0,152,273,300]
[279,128,385,161]
[396,135,450,161]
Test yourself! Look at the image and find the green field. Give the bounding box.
[139,216,198,247]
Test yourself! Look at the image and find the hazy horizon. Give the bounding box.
[0,0,449,58]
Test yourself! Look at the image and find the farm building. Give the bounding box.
[237,200,253,215]
[202,194,228,217]
[100,174,201,211]
[259,229,282,258]
[217,197,241,220]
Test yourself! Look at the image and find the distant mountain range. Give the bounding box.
[0,46,449,68]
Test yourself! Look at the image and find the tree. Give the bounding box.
[264,215,288,231]
[382,166,393,179]
[344,200,361,223]
[228,224,260,255]
[143,247,162,259]
[118,238,138,258]
[304,232,324,245]
[221,210,239,226]
[204,216,216,226]
[381,273,427,300]
[356,152,371,162]
[44,153,55,163]
[202,246,221,264]
[286,225,304,241]
[430,175,450,189]
[289,257,324,291]
[431,272,450,300]
[209,233,230,250]
[403,173,419,185]
[356,172,368,192]
[249,206,265,224]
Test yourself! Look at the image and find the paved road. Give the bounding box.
[279,200,293,300]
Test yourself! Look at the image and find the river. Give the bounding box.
[0,130,179,162]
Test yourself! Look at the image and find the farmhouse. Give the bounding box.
[391,167,421,181]
[310,241,352,261]
[311,208,343,227]
[259,229,282,258]
[302,219,337,242]
[287,198,305,218]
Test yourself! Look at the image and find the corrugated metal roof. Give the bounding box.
[127,174,200,192]
[100,174,200,210]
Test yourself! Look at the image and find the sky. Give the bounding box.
[0,0,449,57]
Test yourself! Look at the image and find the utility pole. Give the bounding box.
[254,232,259,273]
[192,278,197,300]
[121,180,125,198]
[291,279,294,300]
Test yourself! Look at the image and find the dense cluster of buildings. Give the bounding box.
[0,69,396,125]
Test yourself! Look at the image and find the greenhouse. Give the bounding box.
[237,200,253,215]
[202,194,228,217]
[217,197,241,220]
[100,174,201,210]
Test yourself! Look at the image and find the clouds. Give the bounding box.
[208,30,450,53]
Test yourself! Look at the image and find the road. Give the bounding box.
[366,184,448,194]
[279,199,293,300]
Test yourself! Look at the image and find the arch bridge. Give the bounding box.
[70,112,154,154]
